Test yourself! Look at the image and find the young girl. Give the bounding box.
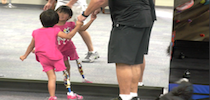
[54,5,96,83]
[20,9,83,100]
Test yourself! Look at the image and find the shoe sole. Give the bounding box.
[82,56,100,63]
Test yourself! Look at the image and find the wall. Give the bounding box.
[1,0,47,5]
[155,0,174,7]
[1,0,174,7]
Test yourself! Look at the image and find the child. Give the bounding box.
[54,5,96,83]
[20,9,83,100]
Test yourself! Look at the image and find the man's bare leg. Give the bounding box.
[130,64,141,93]
[116,63,141,100]
[138,57,145,86]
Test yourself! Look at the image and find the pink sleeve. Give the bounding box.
[54,27,61,35]
[32,30,35,38]
[67,22,75,28]
[72,22,75,28]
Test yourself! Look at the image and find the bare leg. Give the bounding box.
[139,56,145,82]
[116,63,132,94]
[46,69,56,97]
[64,60,71,77]
[130,64,141,93]
[116,63,141,94]
[78,30,94,51]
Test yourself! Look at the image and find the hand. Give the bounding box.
[93,8,101,15]
[20,55,26,61]
[77,14,87,22]
[76,21,84,27]
[91,13,97,21]
[43,2,52,10]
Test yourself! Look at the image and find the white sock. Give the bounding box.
[138,82,144,86]
[88,51,95,53]
[119,94,132,100]
[130,92,138,98]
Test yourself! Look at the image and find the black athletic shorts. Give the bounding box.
[108,24,153,65]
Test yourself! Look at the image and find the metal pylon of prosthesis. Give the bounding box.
[76,60,85,79]
[63,70,71,93]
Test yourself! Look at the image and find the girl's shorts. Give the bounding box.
[62,49,79,61]
[38,56,66,72]
[108,24,153,65]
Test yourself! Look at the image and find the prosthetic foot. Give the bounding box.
[63,70,83,100]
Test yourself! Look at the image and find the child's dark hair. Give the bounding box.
[40,9,59,27]
[55,5,73,17]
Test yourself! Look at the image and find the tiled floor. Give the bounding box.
[0,4,173,88]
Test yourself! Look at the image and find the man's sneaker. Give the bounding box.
[67,91,83,100]
[82,51,100,63]
[111,96,122,100]
[131,97,140,100]
[48,96,57,100]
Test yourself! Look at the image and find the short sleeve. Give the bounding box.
[67,21,75,29]
[32,30,35,38]
[71,22,75,28]
[54,27,61,35]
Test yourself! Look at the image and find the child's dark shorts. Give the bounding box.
[108,24,153,65]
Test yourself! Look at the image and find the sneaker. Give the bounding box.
[111,96,122,100]
[176,0,194,11]
[48,96,57,100]
[82,79,92,83]
[82,51,100,63]
[67,92,83,100]
[131,97,140,100]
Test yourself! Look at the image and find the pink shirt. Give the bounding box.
[32,27,63,61]
[54,22,79,60]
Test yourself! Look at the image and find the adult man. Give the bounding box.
[78,0,156,100]
[44,0,100,63]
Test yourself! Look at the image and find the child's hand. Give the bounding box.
[76,21,83,27]
[91,13,97,21]
[20,55,26,61]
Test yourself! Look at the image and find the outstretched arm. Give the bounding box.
[58,21,83,39]
[79,13,97,31]
[66,0,78,8]
[20,38,35,61]
[43,0,56,10]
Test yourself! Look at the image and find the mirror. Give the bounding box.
[169,0,209,99]
[0,1,173,88]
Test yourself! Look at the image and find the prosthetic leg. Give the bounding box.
[4,0,16,8]
[76,60,92,83]
[63,70,83,100]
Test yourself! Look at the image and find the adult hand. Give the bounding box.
[43,2,52,10]
[93,8,101,15]
[76,20,84,27]
[77,14,87,22]
[91,13,97,21]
